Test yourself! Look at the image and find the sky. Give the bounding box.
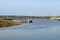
[0,0,60,16]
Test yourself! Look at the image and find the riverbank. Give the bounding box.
[0,19,22,28]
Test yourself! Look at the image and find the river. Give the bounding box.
[0,20,60,40]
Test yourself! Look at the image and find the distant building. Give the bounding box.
[50,16,57,20]
[50,16,60,20]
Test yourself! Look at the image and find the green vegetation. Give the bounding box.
[3,18,13,20]
[0,19,22,28]
[0,16,51,19]
[0,16,59,20]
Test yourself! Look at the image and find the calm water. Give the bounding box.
[0,20,60,40]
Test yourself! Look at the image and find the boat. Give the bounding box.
[28,20,33,23]
[29,20,33,23]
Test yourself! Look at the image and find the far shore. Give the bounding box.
[0,16,59,28]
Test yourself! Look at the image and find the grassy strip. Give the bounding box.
[0,20,22,28]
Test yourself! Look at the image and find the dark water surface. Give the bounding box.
[0,20,60,40]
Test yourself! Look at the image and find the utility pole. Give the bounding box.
[7,12,8,18]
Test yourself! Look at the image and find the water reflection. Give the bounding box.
[7,20,60,30]
[0,20,60,40]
